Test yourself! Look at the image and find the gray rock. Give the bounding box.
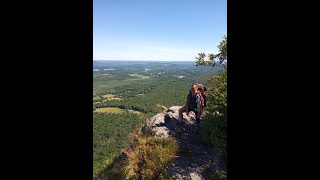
[168,106,182,113]
[151,113,166,126]
[183,111,197,125]
[154,126,170,138]
[190,172,203,180]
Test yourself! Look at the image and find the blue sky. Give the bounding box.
[93,0,226,61]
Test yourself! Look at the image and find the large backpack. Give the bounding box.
[196,84,207,107]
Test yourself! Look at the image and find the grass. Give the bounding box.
[99,94,123,102]
[106,98,122,101]
[95,107,124,113]
[93,96,101,101]
[102,94,115,99]
[101,132,178,180]
[127,110,142,114]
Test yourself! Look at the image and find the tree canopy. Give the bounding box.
[196,35,227,68]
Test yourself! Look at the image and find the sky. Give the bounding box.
[93,0,226,61]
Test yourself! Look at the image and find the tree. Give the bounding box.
[195,35,227,68]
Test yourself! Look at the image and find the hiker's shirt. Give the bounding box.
[196,93,201,111]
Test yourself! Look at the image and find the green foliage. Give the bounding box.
[158,168,172,180]
[93,95,101,101]
[93,65,219,115]
[196,35,227,162]
[205,168,227,180]
[214,35,227,64]
[195,52,214,66]
[93,113,146,178]
[196,36,227,68]
[202,70,227,159]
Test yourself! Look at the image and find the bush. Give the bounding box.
[112,132,178,179]
[202,70,227,161]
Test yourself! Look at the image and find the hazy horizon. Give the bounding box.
[93,59,197,61]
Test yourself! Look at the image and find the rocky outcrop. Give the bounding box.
[141,106,197,138]
[141,106,226,180]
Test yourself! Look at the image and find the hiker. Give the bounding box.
[178,84,206,122]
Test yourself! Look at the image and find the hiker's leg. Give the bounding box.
[195,111,201,124]
[179,106,186,120]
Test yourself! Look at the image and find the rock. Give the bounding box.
[190,172,202,180]
[164,112,174,124]
[165,112,174,119]
[167,106,182,113]
[183,111,197,124]
[141,106,201,136]
[164,116,171,124]
[141,107,178,136]
[149,113,166,127]
[154,126,170,138]
[141,124,152,135]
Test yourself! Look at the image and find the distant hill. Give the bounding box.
[93,60,222,72]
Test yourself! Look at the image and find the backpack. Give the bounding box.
[196,84,207,107]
